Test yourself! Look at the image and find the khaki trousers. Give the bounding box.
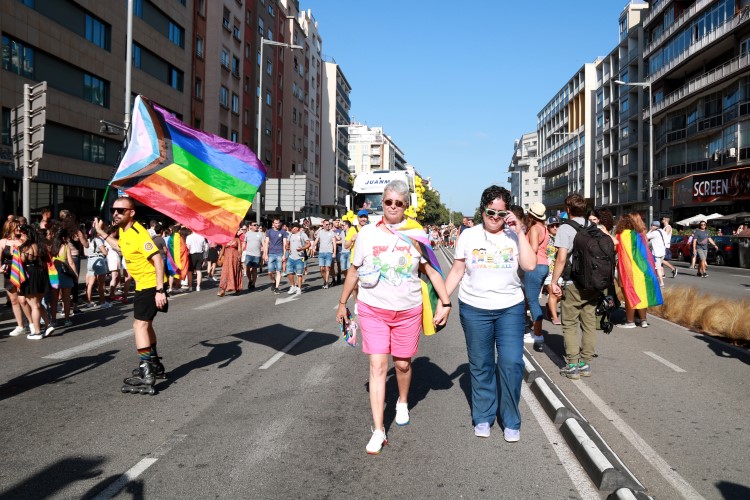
[561,282,599,364]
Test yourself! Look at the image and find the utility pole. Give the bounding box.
[11,82,47,220]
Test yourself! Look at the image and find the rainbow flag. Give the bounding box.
[379,219,444,335]
[110,96,267,245]
[47,258,59,289]
[165,233,189,279]
[616,229,663,309]
[9,247,26,289]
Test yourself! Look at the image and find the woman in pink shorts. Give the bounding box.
[336,180,450,455]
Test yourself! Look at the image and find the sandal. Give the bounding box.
[217,290,225,297]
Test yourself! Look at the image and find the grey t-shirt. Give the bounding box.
[245,231,264,257]
[693,229,709,250]
[333,228,345,252]
[317,229,335,253]
[288,232,309,260]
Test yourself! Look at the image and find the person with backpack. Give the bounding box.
[549,194,615,380]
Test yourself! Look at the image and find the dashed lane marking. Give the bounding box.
[43,329,134,360]
[259,328,313,370]
[643,351,687,373]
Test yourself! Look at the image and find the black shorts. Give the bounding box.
[189,252,204,272]
[134,287,168,321]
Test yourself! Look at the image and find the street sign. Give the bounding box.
[13,81,48,220]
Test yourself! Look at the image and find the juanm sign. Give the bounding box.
[673,167,750,206]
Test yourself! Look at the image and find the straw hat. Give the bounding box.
[528,202,546,221]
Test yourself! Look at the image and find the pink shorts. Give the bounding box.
[357,301,423,358]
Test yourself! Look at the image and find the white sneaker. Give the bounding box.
[27,330,43,340]
[641,321,649,328]
[474,422,491,438]
[617,322,637,329]
[504,428,520,443]
[295,288,302,296]
[395,401,410,426]
[9,325,27,337]
[287,286,297,295]
[366,427,387,454]
[44,325,55,338]
[196,286,201,292]
[523,333,535,343]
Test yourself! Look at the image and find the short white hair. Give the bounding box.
[383,180,409,202]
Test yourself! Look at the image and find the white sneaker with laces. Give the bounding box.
[641,321,649,328]
[366,427,387,454]
[196,286,201,292]
[523,333,534,343]
[618,322,637,329]
[287,286,297,294]
[395,401,410,426]
[9,325,27,337]
[27,328,43,340]
[44,325,55,338]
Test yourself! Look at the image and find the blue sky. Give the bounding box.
[304,0,643,214]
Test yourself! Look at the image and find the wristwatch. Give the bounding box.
[442,302,452,307]
[155,288,165,294]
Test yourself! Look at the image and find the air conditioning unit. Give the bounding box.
[729,147,737,158]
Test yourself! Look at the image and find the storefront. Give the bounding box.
[672,166,750,222]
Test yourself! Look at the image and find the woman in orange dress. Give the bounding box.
[217,230,242,296]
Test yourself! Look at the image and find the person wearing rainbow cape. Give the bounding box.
[336,180,450,455]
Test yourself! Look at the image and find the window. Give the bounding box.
[232,56,240,77]
[168,22,184,48]
[132,44,141,68]
[232,93,239,114]
[268,4,275,16]
[194,117,201,129]
[169,67,183,91]
[246,9,251,25]
[197,0,205,17]
[245,43,251,60]
[220,86,229,107]
[221,48,230,69]
[223,7,231,30]
[133,0,143,17]
[267,29,273,41]
[2,107,10,146]
[266,58,272,75]
[265,90,271,106]
[195,36,204,58]
[1,35,35,78]
[85,14,111,50]
[231,130,238,142]
[258,18,264,36]
[292,107,297,123]
[83,134,106,163]
[220,124,228,139]
[194,77,202,99]
[233,24,241,40]
[83,74,108,107]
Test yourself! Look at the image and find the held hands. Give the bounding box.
[433,303,450,326]
[551,283,563,298]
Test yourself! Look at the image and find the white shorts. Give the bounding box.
[654,256,663,270]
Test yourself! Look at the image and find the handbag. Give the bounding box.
[58,260,76,278]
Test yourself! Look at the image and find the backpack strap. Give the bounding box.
[562,219,586,232]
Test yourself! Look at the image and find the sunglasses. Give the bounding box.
[383,199,406,208]
[484,208,508,218]
[110,207,130,215]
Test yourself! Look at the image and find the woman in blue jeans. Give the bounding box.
[445,186,536,442]
[523,202,549,351]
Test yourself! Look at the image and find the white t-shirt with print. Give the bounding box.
[455,225,524,310]
[352,223,426,311]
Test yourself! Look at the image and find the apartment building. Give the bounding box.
[346,123,407,175]
[320,59,352,217]
[1,0,192,219]
[593,2,650,217]
[537,62,599,214]
[507,132,541,211]
[644,0,750,220]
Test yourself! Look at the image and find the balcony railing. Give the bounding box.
[650,13,750,83]
[644,0,713,57]
[650,53,750,117]
[643,0,672,29]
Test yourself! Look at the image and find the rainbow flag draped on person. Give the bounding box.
[380,218,444,335]
[616,229,663,309]
[165,232,189,279]
[9,247,26,289]
[110,95,267,245]
[46,259,59,289]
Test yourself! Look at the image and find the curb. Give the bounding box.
[523,353,647,494]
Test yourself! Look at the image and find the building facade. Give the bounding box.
[320,58,352,217]
[538,62,599,214]
[346,123,407,175]
[508,131,541,211]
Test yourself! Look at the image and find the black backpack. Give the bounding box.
[562,219,616,291]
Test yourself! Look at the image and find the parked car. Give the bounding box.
[708,236,739,266]
[669,235,691,262]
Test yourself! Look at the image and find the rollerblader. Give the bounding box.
[95,196,168,395]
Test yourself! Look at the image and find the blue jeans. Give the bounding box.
[318,252,333,267]
[267,254,283,273]
[459,299,526,430]
[339,251,351,270]
[523,264,549,321]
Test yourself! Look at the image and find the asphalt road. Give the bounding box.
[666,259,750,300]
[0,253,748,499]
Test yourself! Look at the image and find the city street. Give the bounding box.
[0,253,748,499]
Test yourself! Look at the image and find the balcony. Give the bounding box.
[643,0,672,29]
[650,13,750,83]
[545,175,569,190]
[644,0,713,56]
[650,53,750,118]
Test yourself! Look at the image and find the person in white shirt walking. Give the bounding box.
[647,221,668,287]
[185,231,207,291]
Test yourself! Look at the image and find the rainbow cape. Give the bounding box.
[616,229,663,309]
[47,258,59,289]
[9,246,26,289]
[110,95,267,244]
[165,233,189,279]
[380,219,444,335]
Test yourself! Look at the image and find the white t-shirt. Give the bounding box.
[455,225,524,310]
[185,233,206,254]
[352,223,426,311]
[647,229,667,258]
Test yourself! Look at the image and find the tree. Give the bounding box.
[422,187,450,225]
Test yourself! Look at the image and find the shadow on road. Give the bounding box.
[715,480,750,499]
[0,350,118,401]
[0,456,105,500]
[233,323,337,357]
[157,339,244,390]
[694,335,750,365]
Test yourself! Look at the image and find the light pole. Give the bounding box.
[333,123,349,216]
[255,38,303,226]
[615,79,653,224]
[292,163,296,222]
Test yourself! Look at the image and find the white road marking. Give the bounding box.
[43,330,134,360]
[572,381,704,499]
[643,351,687,373]
[195,296,240,310]
[259,328,313,369]
[92,434,187,499]
[274,294,301,305]
[521,384,599,499]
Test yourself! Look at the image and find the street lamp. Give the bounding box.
[615,79,653,225]
[334,123,349,216]
[292,163,296,222]
[255,38,303,226]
